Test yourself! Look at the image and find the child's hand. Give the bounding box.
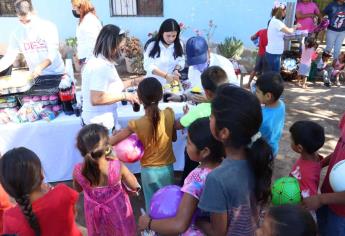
[183,104,189,114]
[138,209,151,231]
[302,195,322,211]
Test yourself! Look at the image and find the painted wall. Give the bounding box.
[0,0,297,47]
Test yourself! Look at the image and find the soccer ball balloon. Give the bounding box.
[272,176,301,206]
[113,134,144,163]
[330,160,345,192]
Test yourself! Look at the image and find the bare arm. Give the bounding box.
[304,192,345,211]
[174,120,185,130]
[90,90,138,106]
[120,162,140,191]
[32,59,52,78]
[138,193,198,234]
[109,127,133,146]
[250,33,259,41]
[281,25,296,34]
[122,77,144,88]
[197,212,228,236]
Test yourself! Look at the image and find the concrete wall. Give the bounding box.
[0,0,297,47]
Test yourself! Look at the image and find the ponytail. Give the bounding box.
[76,124,110,186]
[246,137,273,205]
[16,195,40,236]
[145,103,161,141]
[82,151,102,186]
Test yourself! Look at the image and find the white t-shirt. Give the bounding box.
[266,17,286,55]
[0,16,64,75]
[187,53,239,90]
[143,41,185,86]
[81,55,124,130]
[76,13,102,60]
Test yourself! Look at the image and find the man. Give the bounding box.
[0,0,64,78]
[169,36,238,103]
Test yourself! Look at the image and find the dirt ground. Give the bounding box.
[69,77,345,233]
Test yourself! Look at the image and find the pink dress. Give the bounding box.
[73,159,136,236]
[296,2,320,32]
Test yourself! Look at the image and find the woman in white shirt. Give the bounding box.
[71,0,102,66]
[81,24,140,131]
[265,2,299,72]
[143,18,185,86]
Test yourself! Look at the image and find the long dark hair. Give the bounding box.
[188,117,225,163]
[268,205,317,236]
[0,147,42,236]
[76,124,110,186]
[137,77,163,141]
[144,18,183,59]
[93,24,125,61]
[211,85,273,205]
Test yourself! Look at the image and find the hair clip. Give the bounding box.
[273,1,286,9]
[105,145,112,156]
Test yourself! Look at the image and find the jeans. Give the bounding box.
[326,30,345,59]
[264,52,282,73]
[317,206,345,236]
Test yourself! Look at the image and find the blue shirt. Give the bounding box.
[323,2,345,32]
[260,100,285,156]
[198,159,255,236]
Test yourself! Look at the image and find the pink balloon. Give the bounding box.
[113,134,144,163]
[150,185,183,219]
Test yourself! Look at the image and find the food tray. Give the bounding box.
[24,75,62,96]
[0,70,34,96]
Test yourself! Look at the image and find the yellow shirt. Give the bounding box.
[128,108,176,167]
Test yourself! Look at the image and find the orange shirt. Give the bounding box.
[128,108,176,167]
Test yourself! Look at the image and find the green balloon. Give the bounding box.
[272,176,301,206]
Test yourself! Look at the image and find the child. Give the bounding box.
[247,28,268,89]
[174,66,228,183]
[289,121,325,199]
[315,51,332,87]
[110,77,176,212]
[297,37,317,89]
[256,72,285,157]
[0,147,81,235]
[303,112,345,236]
[138,117,225,235]
[197,85,273,235]
[74,124,139,236]
[330,52,345,86]
[256,205,317,236]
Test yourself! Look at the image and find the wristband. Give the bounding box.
[148,217,153,230]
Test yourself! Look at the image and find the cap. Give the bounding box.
[186,36,209,66]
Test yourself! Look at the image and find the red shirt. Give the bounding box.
[3,184,82,236]
[321,113,345,217]
[290,156,322,198]
[0,185,13,234]
[255,29,268,56]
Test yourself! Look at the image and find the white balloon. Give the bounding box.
[330,160,345,192]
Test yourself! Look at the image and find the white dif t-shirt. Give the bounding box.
[266,17,286,55]
[76,13,102,60]
[0,16,64,75]
[187,53,239,90]
[143,41,185,86]
[81,55,124,130]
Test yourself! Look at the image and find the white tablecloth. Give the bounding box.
[0,102,186,182]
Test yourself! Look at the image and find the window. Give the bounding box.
[0,0,16,17]
[110,0,163,17]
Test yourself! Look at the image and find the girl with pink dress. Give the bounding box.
[138,117,225,235]
[330,52,345,86]
[74,124,140,236]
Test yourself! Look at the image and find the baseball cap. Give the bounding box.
[186,36,209,66]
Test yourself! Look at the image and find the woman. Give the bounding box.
[296,0,322,33]
[323,0,345,59]
[144,18,185,86]
[71,0,102,66]
[81,24,140,131]
[265,2,300,72]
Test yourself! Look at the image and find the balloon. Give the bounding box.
[113,134,144,163]
[150,185,183,219]
[272,176,301,206]
[330,160,345,192]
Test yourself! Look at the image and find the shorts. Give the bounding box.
[298,63,311,76]
[254,55,265,73]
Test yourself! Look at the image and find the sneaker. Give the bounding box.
[336,81,341,86]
